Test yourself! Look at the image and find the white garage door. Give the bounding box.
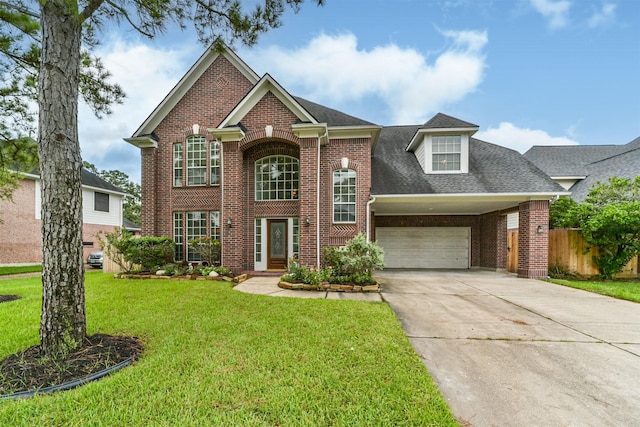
[376,227,470,269]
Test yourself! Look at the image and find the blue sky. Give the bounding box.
[79,0,640,183]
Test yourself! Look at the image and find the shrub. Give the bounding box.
[125,237,175,271]
[323,233,384,285]
[97,227,135,273]
[187,237,221,266]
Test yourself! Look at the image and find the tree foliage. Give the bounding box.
[574,177,640,279]
[0,0,323,359]
[549,197,579,229]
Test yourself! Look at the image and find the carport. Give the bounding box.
[372,195,553,278]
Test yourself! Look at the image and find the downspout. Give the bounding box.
[366,195,376,242]
[220,144,225,266]
[316,134,322,266]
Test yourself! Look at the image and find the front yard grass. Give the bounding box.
[0,272,458,426]
[548,278,640,303]
[0,265,42,276]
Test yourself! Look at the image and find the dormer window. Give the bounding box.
[432,135,461,171]
[405,113,478,175]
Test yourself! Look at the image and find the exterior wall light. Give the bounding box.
[227,218,232,228]
[537,225,544,234]
[305,216,310,227]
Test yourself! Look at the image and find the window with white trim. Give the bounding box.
[210,140,221,185]
[174,212,184,261]
[174,211,221,262]
[333,169,356,223]
[186,211,207,261]
[255,155,299,200]
[187,135,207,185]
[432,135,461,171]
[94,192,109,212]
[173,143,183,186]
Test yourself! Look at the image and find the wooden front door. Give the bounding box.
[267,219,288,270]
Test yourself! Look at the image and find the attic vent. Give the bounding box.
[214,75,229,89]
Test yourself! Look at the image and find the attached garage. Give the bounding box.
[376,227,470,269]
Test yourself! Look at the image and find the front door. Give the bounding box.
[267,219,288,270]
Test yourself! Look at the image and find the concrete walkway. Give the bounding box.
[377,269,640,427]
[234,276,383,302]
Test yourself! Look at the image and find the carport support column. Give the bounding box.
[517,200,549,279]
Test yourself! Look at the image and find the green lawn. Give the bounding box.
[0,272,458,426]
[548,278,640,303]
[0,265,42,276]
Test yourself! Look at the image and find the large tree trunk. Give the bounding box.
[38,1,86,359]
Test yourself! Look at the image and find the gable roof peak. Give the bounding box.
[423,113,478,130]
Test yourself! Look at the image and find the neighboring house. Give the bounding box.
[125,46,565,278]
[524,136,640,201]
[0,169,127,264]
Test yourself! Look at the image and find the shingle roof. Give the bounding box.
[372,125,564,195]
[523,145,621,176]
[565,146,640,201]
[81,169,127,194]
[422,113,478,129]
[524,136,640,201]
[293,96,376,127]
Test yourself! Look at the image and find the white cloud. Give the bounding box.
[78,39,199,182]
[475,122,579,153]
[588,3,616,28]
[529,0,572,29]
[243,31,487,124]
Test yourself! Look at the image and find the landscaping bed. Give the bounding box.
[279,281,380,292]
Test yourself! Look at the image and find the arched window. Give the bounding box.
[255,156,299,200]
[333,169,356,223]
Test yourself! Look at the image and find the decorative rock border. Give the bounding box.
[114,273,235,282]
[279,281,380,292]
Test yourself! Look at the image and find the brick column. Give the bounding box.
[517,200,549,278]
[298,138,318,267]
[140,147,156,236]
[221,141,244,274]
[496,213,508,271]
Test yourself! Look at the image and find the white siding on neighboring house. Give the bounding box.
[34,179,123,226]
[82,187,124,226]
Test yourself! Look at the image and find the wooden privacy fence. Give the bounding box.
[508,229,638,277]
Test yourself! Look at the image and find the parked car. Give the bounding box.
[87,251,104,269]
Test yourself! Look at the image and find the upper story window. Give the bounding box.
[255,156,299,201]
[173,143,183,186]
[94,192,109,212]
[210,140,221,185]
[174,137,221,187]
[333,169,356,223]
[187,136,207,186]
[432,135,461,171]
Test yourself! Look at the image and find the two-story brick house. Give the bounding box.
[125,46,565,278]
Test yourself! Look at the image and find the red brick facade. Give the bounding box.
[132,49,550,278]
[136,55,372,274]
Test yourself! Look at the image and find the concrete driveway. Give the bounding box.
[377,270,640,427]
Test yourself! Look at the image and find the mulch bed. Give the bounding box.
[0,334,143,396]
[0,295,21,303]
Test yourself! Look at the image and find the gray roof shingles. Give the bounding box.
[294,96,376,127]
[524,136,640,201]
[372,125,565,195]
